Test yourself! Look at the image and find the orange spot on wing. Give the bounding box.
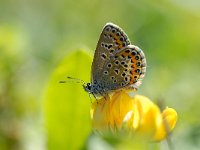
[113,34,123,49]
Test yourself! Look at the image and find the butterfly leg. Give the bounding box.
[100,91,110,101]
[92,93,99,104]
[104,94,110,101]
[88,93,93,104]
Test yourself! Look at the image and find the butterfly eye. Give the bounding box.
[86,83,91,90]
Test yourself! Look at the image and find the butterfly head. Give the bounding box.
[83,83,92,93]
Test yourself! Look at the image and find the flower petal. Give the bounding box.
[153,107,178,141]
[90,90,178,141]
[133,95,160,138]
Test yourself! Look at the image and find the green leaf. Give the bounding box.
[44,49,92,150]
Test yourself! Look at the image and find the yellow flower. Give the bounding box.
[90,90,177,141]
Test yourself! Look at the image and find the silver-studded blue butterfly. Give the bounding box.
[83,23,146,99]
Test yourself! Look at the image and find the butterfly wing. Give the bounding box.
[100,45,146,91]
[91,23,131,84]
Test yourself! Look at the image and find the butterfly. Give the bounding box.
[83,23,146,99]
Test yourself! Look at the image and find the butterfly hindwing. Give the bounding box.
[100,45,146,91]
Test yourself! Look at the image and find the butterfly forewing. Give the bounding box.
[91,23,131,84]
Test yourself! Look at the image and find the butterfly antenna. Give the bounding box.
[59,76,86,85]
[59,80,67,83]
[67,76,86,84]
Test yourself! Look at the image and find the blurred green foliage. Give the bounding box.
[0,0,200,149]
[44,50,92,150]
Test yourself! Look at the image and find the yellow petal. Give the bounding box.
[90,90,178,141]
[162,107,178,130]
[109,91,134,130]
[133,95,160,138]
[153,107,178,141]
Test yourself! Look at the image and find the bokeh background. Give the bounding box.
[1,0,200,149]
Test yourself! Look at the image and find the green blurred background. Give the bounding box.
[1,0,200,149]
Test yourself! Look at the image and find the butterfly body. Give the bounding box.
[84,23,146,98]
